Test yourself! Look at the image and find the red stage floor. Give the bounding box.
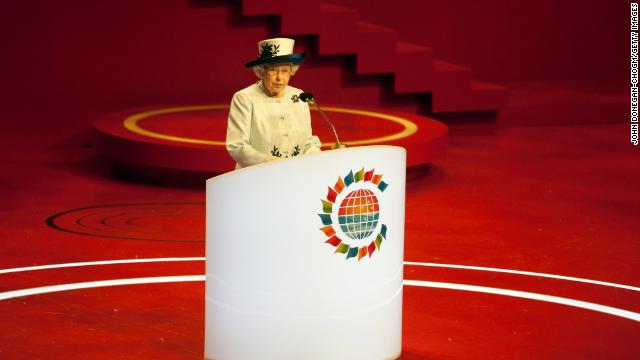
[0,122,639,359]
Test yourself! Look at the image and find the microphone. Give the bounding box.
[299,92,348,149]
[299,92,314,103]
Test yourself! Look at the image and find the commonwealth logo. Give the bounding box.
[318,168,389,261]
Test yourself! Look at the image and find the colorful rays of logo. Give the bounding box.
[318,168,389,261]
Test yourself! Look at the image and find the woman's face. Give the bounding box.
[261,64,292,98]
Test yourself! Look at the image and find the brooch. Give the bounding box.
[291,94,300,103]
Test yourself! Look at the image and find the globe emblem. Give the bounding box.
[338,189,380,240]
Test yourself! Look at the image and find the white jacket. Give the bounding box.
[226,82,322,169]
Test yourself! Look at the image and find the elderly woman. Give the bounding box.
[226,38,322,169]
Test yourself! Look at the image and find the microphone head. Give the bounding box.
[299,92,314,102]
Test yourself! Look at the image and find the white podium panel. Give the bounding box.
[205,146,406,360]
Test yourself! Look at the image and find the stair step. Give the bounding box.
[320,2,355,13]
[355,21,397,74]
[465,80,509,111]
[316,2,359,54]
[242,0,320,16]
[357,21,396,34]
[397,41,432,53]
[394,42,435,93]
[431,60,473,112]
[433,60,469,72]
[433,80,509,113]
[472,80,508,91]
[433,60,472,91]
[281,9,322,35]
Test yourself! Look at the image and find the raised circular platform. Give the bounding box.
[94,104,448,175]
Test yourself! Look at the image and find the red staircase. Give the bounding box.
[241,0,508,113]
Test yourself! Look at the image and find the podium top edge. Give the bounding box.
[207,145,406,183]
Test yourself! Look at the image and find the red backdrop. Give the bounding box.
[0,0,628,132]
[339,0,628,83]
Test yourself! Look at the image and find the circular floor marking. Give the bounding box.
[45,203,205,242]
[0,274,638,322]
[123,105,418,146]
[1,258,639,322]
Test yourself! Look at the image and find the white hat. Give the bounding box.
[245,38,306,68]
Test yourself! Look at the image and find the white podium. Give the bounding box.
[205,146,406,360]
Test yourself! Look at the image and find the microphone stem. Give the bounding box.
[309,100,346,148]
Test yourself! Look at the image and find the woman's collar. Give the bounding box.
[256,80,288,99]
